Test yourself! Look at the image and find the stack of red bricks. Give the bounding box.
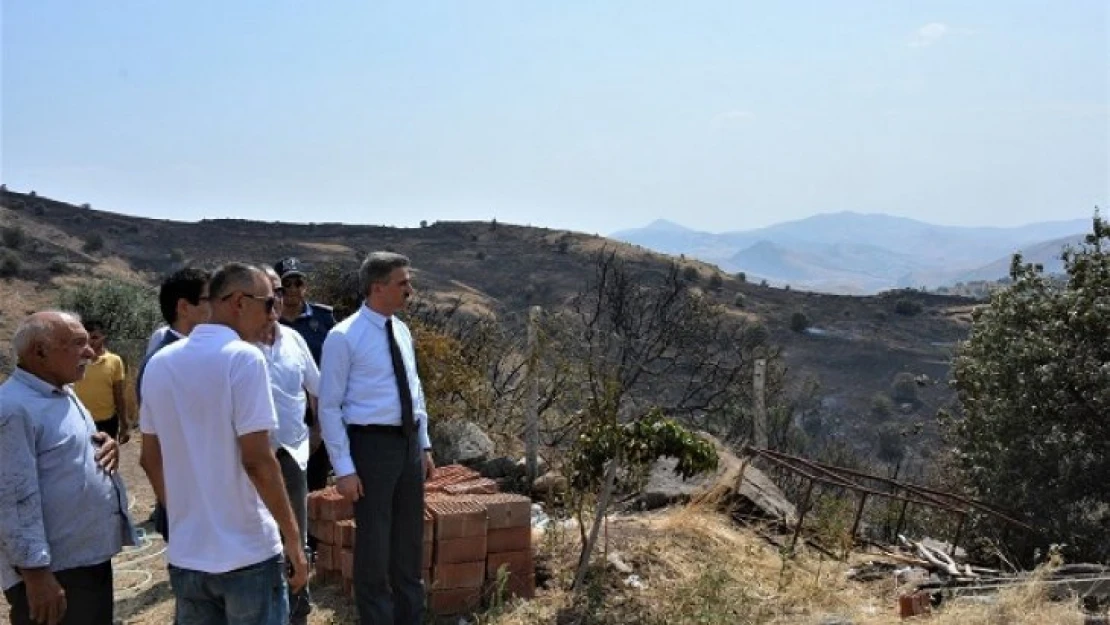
[306,464,535,617]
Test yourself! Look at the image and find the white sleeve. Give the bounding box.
[318,330,355,476]
[230,347,278,436]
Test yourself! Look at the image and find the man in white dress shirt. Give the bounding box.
[258,266,320,625]
[139,263,308,625]
[318,252,435,625]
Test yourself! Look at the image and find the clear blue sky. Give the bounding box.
[2,1,1106,234]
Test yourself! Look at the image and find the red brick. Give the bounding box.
[335,519,356,548]
[316,543,337,572]
[486,526,531,553]
[340,548,354,581]
[436,534,488,564]
[426,465,481,493]
[443,478,499,496]
[485,550,533,580]
[432,561,486,590]
[423,541,433,569]
[428,499,488,540]
[471,494,531,529]
[309,519,337,546]
[423,508,435,542]
[429,586,482,615]
[318,491,355,521]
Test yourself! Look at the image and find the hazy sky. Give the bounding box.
[2,1,1107,234]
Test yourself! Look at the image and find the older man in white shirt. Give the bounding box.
[318,251,434,625]
[257,266,320,625]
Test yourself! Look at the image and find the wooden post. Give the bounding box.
[753,358,767,449]
[850,492,869,547]
[949,513,966,557]
[789,478,815,555]
[525,306,541,485]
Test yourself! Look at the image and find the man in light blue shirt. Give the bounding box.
[318,251,435,625]
[0,311,136,625]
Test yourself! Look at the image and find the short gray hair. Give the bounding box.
[12,310,81,364]
[209,262,265,300]
[359,252,410,295]
[260,265,280,282]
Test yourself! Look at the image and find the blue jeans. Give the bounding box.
[169,555,288,625]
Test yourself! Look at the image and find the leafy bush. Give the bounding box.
[890,372,918,403]
[0,251,21,277]
[894,297,923,316]
[735,271,747,283]
[83,232,105,253]
[682,266,699,283]
[789,311,809,333]
[733,293,745,308]
[707,273,724,291]
[870,392,895,419]
[2,225,25,249]
[57,279,161,367]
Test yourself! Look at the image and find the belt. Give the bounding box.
[347,420,420,436]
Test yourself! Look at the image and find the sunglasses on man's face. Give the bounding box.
[282,278,306,289]
[222,291,277,313]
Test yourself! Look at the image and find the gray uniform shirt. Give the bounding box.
[0,368,136,590]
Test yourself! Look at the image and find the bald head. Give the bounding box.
[12,311,95,387]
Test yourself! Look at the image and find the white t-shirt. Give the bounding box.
[258,325,320,470]
[140,324,282,573]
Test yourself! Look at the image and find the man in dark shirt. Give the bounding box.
[136,267,210,540]
[273,257,336,496]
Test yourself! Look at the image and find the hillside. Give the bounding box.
[613,213,1090,293]
[0,189,977,465]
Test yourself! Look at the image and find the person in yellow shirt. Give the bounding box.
[73,319,131,443]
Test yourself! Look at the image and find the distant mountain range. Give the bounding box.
[611,213,1091,294]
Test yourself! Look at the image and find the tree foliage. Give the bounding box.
[57,279,161,369]
[949,214,1110,563]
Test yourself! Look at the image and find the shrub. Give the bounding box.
[2,225,25,249]
[894,297,923,316]
[890,372,919,403]
[48,259,68,274]
[707,273,724,291]
[476,251,487,261]
[789,311,809,333]
[682,266,699,283]
[420,220,428,228]
[870,392,895,419]
[0,251,21,277]
[733,293,745,308]
[57,279,161,368]
[735,271,747,283]
[557,240,570,254]
[83,232,104,253]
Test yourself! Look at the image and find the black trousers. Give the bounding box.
[349,426,425,625]
[4,561,113,625]
[94,415,119,439]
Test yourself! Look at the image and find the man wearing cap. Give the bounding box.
[273,258,337,499]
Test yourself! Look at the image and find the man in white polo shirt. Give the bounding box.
[258,265,320,625]
[139,262,308,625]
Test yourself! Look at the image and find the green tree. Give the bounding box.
[707,273,724,291]
[57,279,162,370]
[949,214,1110,563]
[83,232,105,253]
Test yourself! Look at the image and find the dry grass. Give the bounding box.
[0,455,1095,625]
[483,505,1092,625]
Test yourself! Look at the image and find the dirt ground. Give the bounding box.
[0,434,360,625]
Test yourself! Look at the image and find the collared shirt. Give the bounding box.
[279,302,335,365]
[137,329,183,408]
[140,324,282,573]
[318,304,431,477]
[0,369,136,591]
[258,325,320,470]
[72,350,126,421]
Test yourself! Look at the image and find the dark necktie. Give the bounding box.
[386,318,416,435]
